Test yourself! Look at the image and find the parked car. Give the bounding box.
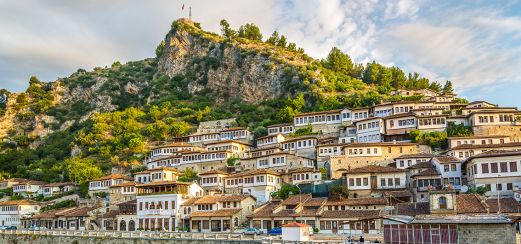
[28,226,45,231]
[0,226,16,230]
[243,228,263,235]
[267,227,282,235]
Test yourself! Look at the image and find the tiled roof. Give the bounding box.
[295,109,343,117]
[384,190,412,198]
[266,123,293,128]
[134,167,181,175]
[341,165,407,174]
[43,182,76,187]
[282,136,318,143]
[451,142,521,150]
[190,208,242,217]
[14,180,47,186]
[411,168,441,177]
[31,208,76,219]
[432,156,460,164]
[382,112,416,120]
[0,178,30,183]
[198,169,229,176]
[394,153,434,160]
[62,207,97,217]
[226,168,280,178]
[407,161,434,169]
[180,197,201,206]
[135,181,191,187]
[448,135,509,139]
[342,142,418,148]
[286,168,320,174]
[153,142,194,149]
[456,194,488,214]
[303,197,328,207]
[326,197,388,206]
[395,202,430,216]
[102,209,120,218]
[204,140,252,146]
[193,195,253,204]
[321,210,381,219]
[0,199,39,206]
[466,150,521,160]
[486,198,521,213]
[110,182,138,187]
[281,194,312,205]
[91,174,132,182]
[248,201,281,218]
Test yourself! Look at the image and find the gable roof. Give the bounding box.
[91,174,132,182]
[394,153,434,160]
[193,195,254,204]
[341,165,407,174]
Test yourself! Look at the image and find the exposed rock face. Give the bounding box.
[157,20,296,103]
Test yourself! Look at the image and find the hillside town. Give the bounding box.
[2,89,521,243]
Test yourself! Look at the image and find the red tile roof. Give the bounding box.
[190,208,242,217]
[341,165,407,174]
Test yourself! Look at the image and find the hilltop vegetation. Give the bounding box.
[0,18,457,185]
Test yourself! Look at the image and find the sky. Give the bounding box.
[1,0,521,108]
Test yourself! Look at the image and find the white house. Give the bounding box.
[465,150,521,195]
[447,135,511,149]
[0,200,40,227]
[256,134,285,148]
[136,181,203,231]
[198,170,229,195]
[88,174,133,197]
[224,169,281,204]
[355,117,384,143]
[431,156,462,190]
[41,182,77,197]
[342,165,407,198]
[12,181,46,198]
[394,153,434,169]
[267,123,294,135]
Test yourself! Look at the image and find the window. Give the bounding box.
[363,178,368,186]
[481,163,489,173]
[349,179,354,186]
[439,196,447,209]
[387,178,393,186]
[444,165,449,172]
[451,164,456,171]
[497,184,503,191]
[507,183,513,190]
[500,162,508,173]
[356,178,361,186]
[510,162,518,172]
[491,163,498,173]
[394,178,400,186]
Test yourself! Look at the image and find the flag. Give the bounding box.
[182,4,185,10]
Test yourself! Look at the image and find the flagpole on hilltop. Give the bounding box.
[189,6,192,21]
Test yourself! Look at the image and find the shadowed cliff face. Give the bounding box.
[156,19,313,103]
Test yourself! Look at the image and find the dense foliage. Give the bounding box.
[0,19,460,183]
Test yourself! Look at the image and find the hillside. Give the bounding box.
[0,18,450,183]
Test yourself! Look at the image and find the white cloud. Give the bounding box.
[384,0,420,20]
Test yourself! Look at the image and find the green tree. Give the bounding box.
[363,61,381,84]
[390,66,406,89]
[155,40,165,58]
[277,35,287,47]
[442,80,454,94]
[219,19,236,38]
[226,157,239,166]
[271,183,299,200]
[64,157,103,184]
[128,137,145,153]
[238,23,262,41]
[178,168,199,182]
[266,31,279,45]
[325,47,353,75]
[169,121,191,137]
[447,122,473,137]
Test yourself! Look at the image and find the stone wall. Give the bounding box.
[473,125,521,142]
[0,234,262,244]
[457,223,517,244]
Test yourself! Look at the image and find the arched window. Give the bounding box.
[128,220,135,231]
[234,217,239,227]
[119,220,127,231]
[439,196,447,209]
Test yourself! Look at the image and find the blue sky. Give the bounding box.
[1,0,521,108]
